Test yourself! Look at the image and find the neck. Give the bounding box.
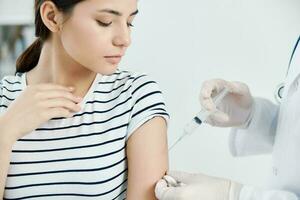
[27,37,97,98]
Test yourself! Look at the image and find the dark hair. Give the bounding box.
[16,0,83,73]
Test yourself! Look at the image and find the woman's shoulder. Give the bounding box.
[0,73,24,108]
[99,69,159,92]
[94,69,164,106]
[0,73,24,90]
[101,69,149,83]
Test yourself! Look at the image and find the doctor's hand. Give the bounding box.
[155,171,242,200]
[200,79,254,127]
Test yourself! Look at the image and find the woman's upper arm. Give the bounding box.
[126,116,168,200]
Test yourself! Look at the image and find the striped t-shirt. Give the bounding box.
[1,69,169,200]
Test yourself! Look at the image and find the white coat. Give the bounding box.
[229,36,300,199]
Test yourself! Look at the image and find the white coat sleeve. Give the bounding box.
[237,185,298,200]
[229,97,279,156]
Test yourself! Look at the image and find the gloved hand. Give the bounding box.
[155,171,242,200]
[200,79,254,127]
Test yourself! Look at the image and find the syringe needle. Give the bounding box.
[168,88,229,151]
[168,134,185,151]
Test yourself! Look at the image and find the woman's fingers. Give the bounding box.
[35,83,74,92]
[42,98,81,112]
[37,90,82,103]
[45,107,74,119]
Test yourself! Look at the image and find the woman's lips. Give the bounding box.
[104,56,122,64]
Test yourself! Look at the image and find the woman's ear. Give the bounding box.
[40,1,64,33]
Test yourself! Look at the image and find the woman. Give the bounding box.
[0,0,169,199]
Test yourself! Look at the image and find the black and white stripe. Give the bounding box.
[1,69,169,199]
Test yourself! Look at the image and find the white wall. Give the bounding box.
[121,0,300,187]
[0,0,34,25]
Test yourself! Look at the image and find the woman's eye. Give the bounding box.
[96,20,112,27]
[96,20,134,28]
[127,22,134,27]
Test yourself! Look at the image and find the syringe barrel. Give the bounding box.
[195,110,211,123]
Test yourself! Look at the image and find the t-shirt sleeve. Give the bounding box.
[126,74,170,140]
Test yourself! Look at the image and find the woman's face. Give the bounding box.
[58,0,138,75]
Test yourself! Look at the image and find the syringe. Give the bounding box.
[168,88,229,151]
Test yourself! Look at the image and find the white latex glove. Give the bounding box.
[200,79,254,127]
[155,171,242,200]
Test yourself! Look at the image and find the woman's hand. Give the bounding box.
[0,83,82,144]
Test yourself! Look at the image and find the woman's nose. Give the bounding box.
[112,26,131,48]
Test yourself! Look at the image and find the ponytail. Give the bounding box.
[15,0,83,74]
[16,38,42,73]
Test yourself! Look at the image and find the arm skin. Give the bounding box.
[0,116,15,198]
[126,117,168,200]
